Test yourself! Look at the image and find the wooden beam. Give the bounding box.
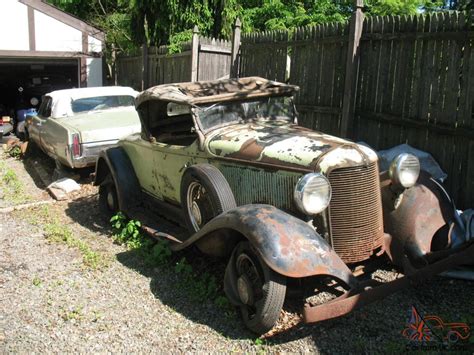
[230,18,241,78]
[27,6,35,51]
[340,0,364,138]
[0,50,99,58]
[80,33,88,87]
[19,0,105,41]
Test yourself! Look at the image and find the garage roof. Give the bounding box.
[19,0,104,41]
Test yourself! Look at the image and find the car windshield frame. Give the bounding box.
[194,95,296,133]
[70,95,135,115]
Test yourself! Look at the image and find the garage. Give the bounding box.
[0,0,105,134]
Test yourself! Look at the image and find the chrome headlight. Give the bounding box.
[389,153,420,188]
[294,173,332,215]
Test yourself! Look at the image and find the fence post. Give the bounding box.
[111,43,117,86]
[340,0,364,138]
[230,18,241,78]
[141,43,149,90]
[191,25,200,82]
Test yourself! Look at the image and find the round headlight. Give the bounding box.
[389,153,420,188]
[294,173,332,215]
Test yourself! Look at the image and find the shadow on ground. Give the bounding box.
[64,194,113,236]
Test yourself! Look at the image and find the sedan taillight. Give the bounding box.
[72,133,81,158]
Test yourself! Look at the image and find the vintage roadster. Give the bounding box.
[94,77,473,334]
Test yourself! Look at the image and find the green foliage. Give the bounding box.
[6,146,22,159]
[145,240,172,265]
[364,0,443,16]
[167,30,193,54]
[32,276,42,287]
[48,0,455,54]
[110,212,149,249]
[174,257,193,275]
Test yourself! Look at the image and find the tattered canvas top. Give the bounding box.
[135,77,299,107]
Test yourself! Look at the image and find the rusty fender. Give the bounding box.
[94,147,141,212]
[381,171,455,267]
[174,204,357,287]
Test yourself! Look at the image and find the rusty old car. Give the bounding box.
[94,77,474,334]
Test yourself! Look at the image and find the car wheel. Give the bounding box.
[181,164,236,233]
[99,175,119,217]
[230,241,286,334]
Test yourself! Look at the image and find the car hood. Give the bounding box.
[58,108,141,143]
[206,121,378,172]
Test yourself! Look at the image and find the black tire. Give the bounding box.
[99,174,119,218]
[230,241,286,334]
[180,164,236,233]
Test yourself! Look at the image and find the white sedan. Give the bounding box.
[27,86,141,169]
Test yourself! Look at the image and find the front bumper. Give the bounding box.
[303,238,474,324]
[70,140,119,168]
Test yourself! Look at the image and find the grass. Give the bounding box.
[24,205,108,270]
[0,160,31,204]
[43,219,104,269]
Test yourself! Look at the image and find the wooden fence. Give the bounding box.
[239,11,474,209]
[115,11,474,208]
[116,30,231,90]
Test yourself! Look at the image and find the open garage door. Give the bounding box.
[0,58,78,123]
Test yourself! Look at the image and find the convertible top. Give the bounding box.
[135,77,299,107]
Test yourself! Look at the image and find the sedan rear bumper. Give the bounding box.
[70,140,119,168]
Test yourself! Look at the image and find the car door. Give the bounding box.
[123,137,165,200]
[150,141,207,204]
[39,115,70,162]
[28,95,52,146]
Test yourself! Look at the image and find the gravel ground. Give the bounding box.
[0,152,473,353]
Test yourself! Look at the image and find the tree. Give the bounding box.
[48,0,463,50]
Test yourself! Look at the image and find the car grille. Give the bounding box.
[327,162,384,263]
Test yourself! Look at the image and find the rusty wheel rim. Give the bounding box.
[186,181,213,231]
[236,252,264,319]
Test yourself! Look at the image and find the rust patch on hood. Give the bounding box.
[207,121,378,172]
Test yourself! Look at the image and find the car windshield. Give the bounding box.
[197,96,294,131]
[71,95,134,114]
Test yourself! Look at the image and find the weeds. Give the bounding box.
[24,205,107,269]
[111,212,150,249]
[44,218,104,269]
[32,276,42,287]
[6,145,22,159]
[60,306,83,322]
[0,163,31,204]
[110,213,236,316]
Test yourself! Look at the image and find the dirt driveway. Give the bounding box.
[0,150,473,353]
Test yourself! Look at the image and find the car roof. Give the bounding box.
[46,86,138,119]
[135,77,299,107]
[47,86,138,101]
